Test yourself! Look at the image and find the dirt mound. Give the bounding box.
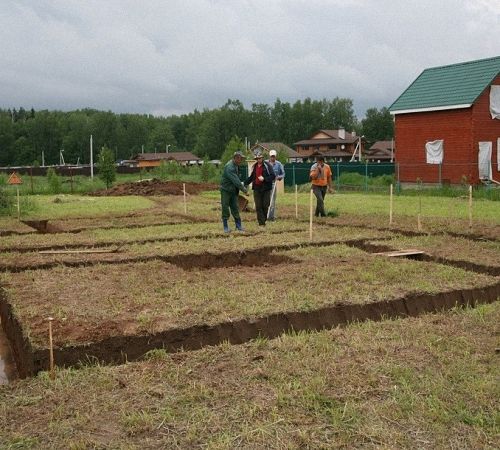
[92,179,219,196]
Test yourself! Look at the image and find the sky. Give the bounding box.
[1,0,499,118]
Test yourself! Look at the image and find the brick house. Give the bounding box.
[294,129,364,162]
[365,140,395,162]
[389,56,500,184]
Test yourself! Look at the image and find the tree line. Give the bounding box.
[0,99,393,167]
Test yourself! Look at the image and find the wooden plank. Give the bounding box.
[39,247,122,255]
[373,249,426,258]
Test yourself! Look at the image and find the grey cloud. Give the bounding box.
[1,0,498,117]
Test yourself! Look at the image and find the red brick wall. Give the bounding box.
[394,108,472,183]
[395,74,500,184]
[472,74,500,181]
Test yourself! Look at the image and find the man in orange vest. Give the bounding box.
[310,155,333,217]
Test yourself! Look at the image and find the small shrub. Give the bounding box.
[97,146,117,189]
[46,167,62,194]
[153,161,169,180]
[166,161,179,178]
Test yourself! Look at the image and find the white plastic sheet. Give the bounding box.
[478,141,492,180]
[490,86,500,119]
[425,140,444,164]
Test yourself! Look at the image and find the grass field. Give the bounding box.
[0,303,498,449]
[0,188,499,449]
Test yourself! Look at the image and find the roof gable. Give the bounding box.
[253,142,301,157]
[390,56,500,114]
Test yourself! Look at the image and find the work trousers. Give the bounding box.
[221,189,240,220]
[253,189,271,225]
[312,184,327,217]
[267,183,278,220]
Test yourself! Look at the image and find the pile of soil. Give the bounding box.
[92,179,219,196]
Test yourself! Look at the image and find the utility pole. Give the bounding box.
[41,150,45,167]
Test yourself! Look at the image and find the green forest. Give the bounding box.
[0,98,393,167]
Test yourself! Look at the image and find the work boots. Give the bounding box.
[223,218,231,233]
[235,218,244,231]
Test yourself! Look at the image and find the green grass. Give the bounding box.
[0,303,498,448]
[3,243,495,349]
[18,195,155,220]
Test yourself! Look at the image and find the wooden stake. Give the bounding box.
[468,185,473,229]
[309,188,313,241]
[183,183,187,214]
[47,317,55,380]
[16,186,20,221]
[295,184,298,220]
[417,192,422,231]
[389,184,393,226]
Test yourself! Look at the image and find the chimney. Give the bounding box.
[351,131,356,138]
[338,127,345,140]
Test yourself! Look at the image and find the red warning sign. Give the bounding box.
[7,172,23,185]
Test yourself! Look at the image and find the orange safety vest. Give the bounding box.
[310,163,332,186]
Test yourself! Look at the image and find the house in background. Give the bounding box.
[365,140,395,163]
[250,142,302,162]
[132,151,201,167]
[390,56,500,184]
[293,129,364,162]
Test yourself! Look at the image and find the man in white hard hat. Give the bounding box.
[266,149,285,221]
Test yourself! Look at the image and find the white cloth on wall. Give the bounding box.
[490,86,500,119]
[478,141,492,179]
[425,140,444,164]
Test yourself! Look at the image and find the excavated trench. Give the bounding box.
[0,227,306,254]
[0,239,350,273]
[1,281,498,379]
[0,318,17,384]
[1,232,499,380]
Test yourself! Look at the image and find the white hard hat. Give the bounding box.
[269,149,277,157]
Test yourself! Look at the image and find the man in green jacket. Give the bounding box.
[220,151,248,232]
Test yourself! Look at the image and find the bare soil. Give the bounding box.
[91,179,219,196]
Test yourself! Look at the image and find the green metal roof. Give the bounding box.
[389,56,500,113]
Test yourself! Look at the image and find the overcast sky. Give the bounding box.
[1,0,499,118]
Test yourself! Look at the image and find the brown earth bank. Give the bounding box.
[91,179,219,196]
[1,283,498,378]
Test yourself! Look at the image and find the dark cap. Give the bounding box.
[316,155,325,161]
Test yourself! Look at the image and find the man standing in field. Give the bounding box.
[245,151,275,226]
[220,151,248,233]
[266,149,285,221]
[310,155,333,217]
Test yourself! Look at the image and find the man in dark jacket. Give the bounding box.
[245,151,275,226]
[220,151,248,233]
